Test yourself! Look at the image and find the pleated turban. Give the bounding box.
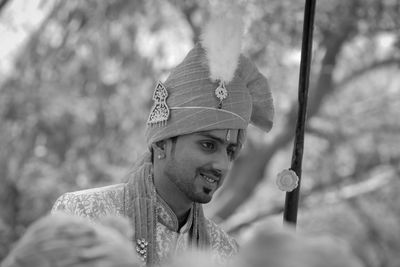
[145,11,274,146]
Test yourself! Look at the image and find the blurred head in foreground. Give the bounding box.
[162,249,222,267]
[235,223,363,267]
[1,212,140,267]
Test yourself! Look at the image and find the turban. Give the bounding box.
[145,10,274,146]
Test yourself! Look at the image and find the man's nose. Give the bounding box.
[211,151,230,176]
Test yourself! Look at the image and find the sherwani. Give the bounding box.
[52,183,238,265]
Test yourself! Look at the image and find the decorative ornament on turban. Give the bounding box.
[146,5,274,146]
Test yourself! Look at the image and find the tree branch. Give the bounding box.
[337,57,400,89]
[225,166,396,235]
[347,199,389,267]
[0,0,11,13]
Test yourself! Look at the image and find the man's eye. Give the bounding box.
[201,142,215,150]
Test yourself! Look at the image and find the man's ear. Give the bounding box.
[151,140,166,154]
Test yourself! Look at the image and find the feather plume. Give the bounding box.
[201,4,244,83]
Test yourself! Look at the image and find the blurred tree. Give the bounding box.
[0,0,11,13]
[208,0,400,221]
[0,0,153,259]
[1,0,400,265]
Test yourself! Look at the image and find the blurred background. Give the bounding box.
[0,0,399,265]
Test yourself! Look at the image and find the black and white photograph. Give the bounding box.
[0,0,399,266]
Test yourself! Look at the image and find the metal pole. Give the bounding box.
[283,0,317,226]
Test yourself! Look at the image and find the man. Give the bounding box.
[51,8,274,266]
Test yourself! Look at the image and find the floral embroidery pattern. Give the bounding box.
[52,183,238,264]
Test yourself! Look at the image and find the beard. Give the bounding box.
[164,159,217,204]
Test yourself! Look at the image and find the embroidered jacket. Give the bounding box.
[52,183,238,265]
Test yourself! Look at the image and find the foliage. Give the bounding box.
[1,0,400,265]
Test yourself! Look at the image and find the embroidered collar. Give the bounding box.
[156,194,194,233]
[125,153,210,265]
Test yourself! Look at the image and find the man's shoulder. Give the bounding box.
[63,183,126,196]
[52,183,127,219]
[204,217,239,256]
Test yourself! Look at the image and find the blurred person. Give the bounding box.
[1,212,141,267]
[235,223,364,267]
[51,3,274,266]
[162,250,224,267]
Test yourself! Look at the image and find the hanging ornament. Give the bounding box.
[215,80,228,109]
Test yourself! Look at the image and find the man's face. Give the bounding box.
[163,129,240,204]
